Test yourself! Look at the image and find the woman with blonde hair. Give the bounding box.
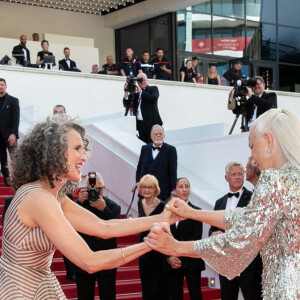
[137,174,168,300]
[205,65,221,85]
[146,108,300,299]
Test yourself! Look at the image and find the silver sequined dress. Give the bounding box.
[194,163,300,299]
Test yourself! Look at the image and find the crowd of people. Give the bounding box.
[0,35,299,300]
[10,34,235,86]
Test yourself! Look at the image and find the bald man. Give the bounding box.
[13,35,31,66]
[123,73,163,143]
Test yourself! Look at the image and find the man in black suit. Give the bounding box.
[123,73,163,144]
[134,125,177,201]
[70,172,121,300]
[12,35,31,66]
[0,79,20,187]
[164,177,205,300]
[228,76,277,130]
[59,47,77,71]
[209,161,262,300]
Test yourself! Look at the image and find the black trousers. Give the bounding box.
[139,251,169,300]
[167,268,202,300]
[0,134,14,181]
[137,120,152,144]
[76,270,117,300]
[219,268,262,300]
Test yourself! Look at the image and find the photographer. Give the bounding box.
[71,172,121,300]
[123,73,163,144]
[228,76,277,130]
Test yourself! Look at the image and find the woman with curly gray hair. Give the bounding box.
[0,116,177,300]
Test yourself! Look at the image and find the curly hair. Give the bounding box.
[10,115,90,192]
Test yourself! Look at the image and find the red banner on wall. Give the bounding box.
[192,37,252,53]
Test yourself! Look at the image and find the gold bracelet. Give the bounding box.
[120,248,126,266]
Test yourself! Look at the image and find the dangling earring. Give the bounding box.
[267,148,271,158]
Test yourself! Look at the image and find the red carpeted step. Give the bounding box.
[0,187,14,196]
[117,266,140,280]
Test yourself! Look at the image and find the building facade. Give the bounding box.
[116,0,300,92]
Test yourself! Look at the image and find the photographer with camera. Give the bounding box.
[71,172,121,300]
[123,73,163,144]
[228,76,277,132]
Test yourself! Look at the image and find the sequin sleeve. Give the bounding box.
[194,168,284,280]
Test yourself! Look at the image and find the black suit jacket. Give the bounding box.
[164,202,205,273]
[58,58,77,71]
[0,93,20,139]
[136,142,177,200]
[233,91,277,121]
[209,187,262,271]
[123,85,163,128]
[13,44,31,65]
[70,196,121,275]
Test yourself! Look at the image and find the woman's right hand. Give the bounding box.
[166,198,195,219]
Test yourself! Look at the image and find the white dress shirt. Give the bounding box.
[225,187,244,210]
[65,59,71,69]
[152,143,162,159]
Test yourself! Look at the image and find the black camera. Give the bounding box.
[124,73,143,116]
[234,76,257,98]
[87,172,100,202]
[125,73,143,93]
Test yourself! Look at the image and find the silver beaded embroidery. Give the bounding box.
[194,163,300,299]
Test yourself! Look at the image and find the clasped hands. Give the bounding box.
[144,197,193,256]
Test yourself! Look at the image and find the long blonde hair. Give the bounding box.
[251,108,300,169]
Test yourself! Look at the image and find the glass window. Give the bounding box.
[213,0,245,19]
[192,2,211,14]
[278,0,300,27]
[278,26,300,64]
[150,15,171,58]
[119,22,150,59]
[246,0,276,24]
[192,13,212,54]
[177,10,186,52]
[213,16,245,57]
[246,22,277,61]
[279,64,300,92]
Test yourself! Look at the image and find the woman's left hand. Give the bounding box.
[144,222,178,256]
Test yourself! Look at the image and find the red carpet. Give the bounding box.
[0,177,221,299]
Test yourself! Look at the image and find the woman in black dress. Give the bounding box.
[205,65,221,85]
[138,175,168,300]
[180,60,197,83]
[36,39,54,68]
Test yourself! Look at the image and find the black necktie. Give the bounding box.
[228,192,239,198]
[152,146,161,151]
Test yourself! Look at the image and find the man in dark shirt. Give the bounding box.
[101,55,120,75]
[71,173,121,300]
[0,78,20,187]
[191,56,201,81]
[223,60,243,86]
[12,35,31,66]
[120,47,142,77]
[140,51,154,79]
[59,47,78,71]
[151,48,172,80]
